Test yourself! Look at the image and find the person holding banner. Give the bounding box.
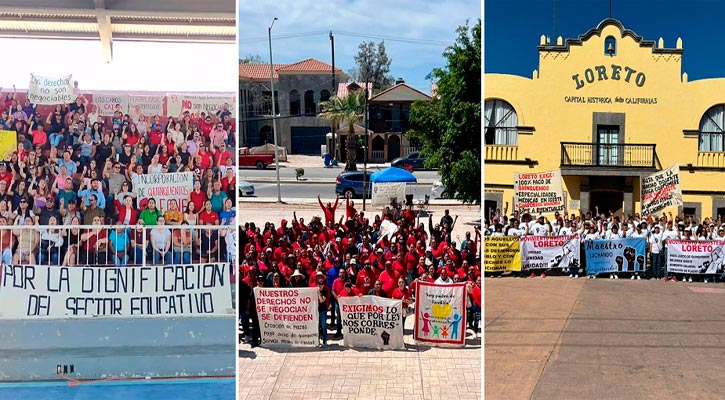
[316,271,331,347]
[391,277,413,327]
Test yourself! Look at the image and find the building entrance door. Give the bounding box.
[597,125,620,166]
[590,190,624,217]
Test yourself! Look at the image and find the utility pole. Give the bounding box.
[362,81,369,211]
[330,31,337,162]
[268,17,282,203]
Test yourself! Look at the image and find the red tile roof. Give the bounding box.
[336,82,372,98]
[239,58,343,80]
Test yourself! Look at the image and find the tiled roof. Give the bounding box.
[369,82,432,102]
[238,63,286,80]
[277,58,343,73]
[336,82,372,98]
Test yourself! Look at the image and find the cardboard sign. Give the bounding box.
[514,170,565,214]
[414,282,467,347]
[339,296,404,350]
[0,264,231,318]
[28,74,74,105]
[134,172,194,212]
[254,287,319,347]
[0,130,17,161]
[641,164,683,216]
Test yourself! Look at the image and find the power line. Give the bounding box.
[336,31,450,46]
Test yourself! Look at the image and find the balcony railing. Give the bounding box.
[560,142,656,168]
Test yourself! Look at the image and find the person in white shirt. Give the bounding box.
[528,215,551,236]
[603,225,624,279]
[434,268,453,284]
[649,225,664,280]
[506,219,525,237]
[559,219,574,236]
[583,225,601,279]
[661,222,680,281]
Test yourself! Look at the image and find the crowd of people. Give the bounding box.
[238,196,482,347]
[484,202,725,282]
[0,87,237,267]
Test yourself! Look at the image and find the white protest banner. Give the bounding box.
[254,287,318,347]
[167,94,235,118]
[128,95,164,120]
[0,264,231,318]
[569,199,580,211]
[93,94,129,117]
[27,74,74,105]
[134,172,193,212]
[339,296,404,350]
[378,219,399,242]
[641,164,683,216]
[520,235,581,270]
[666,239,725,274]
[514,170,565,214]
[371,182,406,207]
[414,282,467,347]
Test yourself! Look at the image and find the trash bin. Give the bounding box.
[323,153,331,167]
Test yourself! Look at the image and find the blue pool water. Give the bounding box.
[0,378,234,400]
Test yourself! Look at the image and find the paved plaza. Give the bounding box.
[485,277,725,400]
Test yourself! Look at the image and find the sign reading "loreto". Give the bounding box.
[514,170,564,214]
[0,264,231,318]
[27,74,74,105]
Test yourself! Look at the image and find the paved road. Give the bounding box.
[485,277,725,400]
[239,165,441,182]
[244,182,435,200]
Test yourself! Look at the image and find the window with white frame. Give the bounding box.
[699,105,725,152]
[484,99,518,145]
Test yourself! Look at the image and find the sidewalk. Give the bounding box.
[243,177,437,185]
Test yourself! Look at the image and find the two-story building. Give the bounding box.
[485,18,725,220]
[239,58,345,155]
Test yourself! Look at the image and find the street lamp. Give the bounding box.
[268,17,282,203]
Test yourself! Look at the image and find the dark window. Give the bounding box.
[320,90,331,102]
[304,90,316,115]
[699,105,725,152]
[289,90,300,116]
[484,99,518,145]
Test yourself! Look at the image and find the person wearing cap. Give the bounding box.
[37,195,60,225]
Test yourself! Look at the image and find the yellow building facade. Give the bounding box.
[485,18,725,221]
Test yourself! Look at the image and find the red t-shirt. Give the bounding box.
[338,287,360,297]
[391,287,412,307]
[189,190,207,212]
[32,129,47,146]
[378,269,400,297]
[198,151,213,169]
[198,210,219,225]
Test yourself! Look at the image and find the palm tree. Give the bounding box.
[320,89,366,171]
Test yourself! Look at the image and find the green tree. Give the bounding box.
[348,41,394,93]
[408,19,481,204]
[320,90,367,171]
[239,54,263,64]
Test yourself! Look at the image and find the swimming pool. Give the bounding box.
[0,378,235,400]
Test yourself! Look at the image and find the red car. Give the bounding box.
[238,148,274,169]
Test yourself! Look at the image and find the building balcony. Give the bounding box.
[560,142,658,175]
[370,119,410,133]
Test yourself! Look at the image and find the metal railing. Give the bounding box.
[371,150,385,161]
[403,147,420,156]
[560,142,656,168]
[0,224,236,268]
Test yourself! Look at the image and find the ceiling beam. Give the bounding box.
[94,0,112,63]
[0,6,233,19]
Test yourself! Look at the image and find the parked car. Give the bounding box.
[391,152,427,170]
[239,180,255,197]
[335,171,373,198]
[431,180,448,199]
[239,147,274,169]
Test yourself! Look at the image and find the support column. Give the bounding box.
[624,191,633,217]
[580,190,590,214]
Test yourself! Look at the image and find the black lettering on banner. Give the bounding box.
[3,265,37,289]
[46,267,70,292]
[27,294,50,316]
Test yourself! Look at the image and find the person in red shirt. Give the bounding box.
[212,143,232,167]
[197,144,213,170]
[0,163,12,187]
[345,192,356,221]
[30,122,47,149]
[197,200,219,225]
[220,166,235,193]
[378,261,401,298]
[317,194,339,226]
[391,277,413,325]
[189,180,207,212]
[338,281,360,297]
[467,276,481,338]
[199,115,214,139]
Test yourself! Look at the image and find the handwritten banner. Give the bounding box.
[0,264,231,318]
[167,94,235,118]
[666,239,725,274]
[583,238,647,275]
[93,94,129,117]
[0,130,17,161]
[134,172,194,212]
[520,235,580,270]
[514,170,564,214]
[484,236,521,272]
[339,296,404,350]
[371,182,406,207]
[254,287,318,347]
[28,74,74,105]
[414,282,467,347]
[128,95,164,119]
[641,164,682,217]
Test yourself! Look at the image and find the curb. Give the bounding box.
[243,178,436,185]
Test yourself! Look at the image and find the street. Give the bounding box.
[239,165,441,183]
[244,182,436,200]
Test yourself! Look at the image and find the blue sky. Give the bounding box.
[238,0,480,94]
[485,0,725,81]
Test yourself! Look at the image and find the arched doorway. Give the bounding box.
[387,135,401,161]
[260,125,272,145]
[371,135,385,162]
[289,90,300,116]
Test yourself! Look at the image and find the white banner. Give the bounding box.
[414,282,467,347]
[167,94,235,118]
[134,172,194,212]
[0,264,232,318]
[339,296,404,350]
[254,287,318,347]
[520,235,581,270]
[371,182,406,207]
[641,164,683,217]
[128,95,164,119]
[514,170,565,214]
[93,94,129,117]
[27,74,74,105]
[666,240,725,274]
